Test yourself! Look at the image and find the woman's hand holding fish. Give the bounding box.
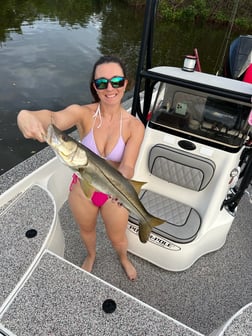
[17,110,46,142]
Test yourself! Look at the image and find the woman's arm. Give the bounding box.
[17,104,84,142]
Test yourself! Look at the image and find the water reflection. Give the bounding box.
[0,0,239,175]
[0,0,99,41]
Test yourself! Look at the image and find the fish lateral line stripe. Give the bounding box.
[94,166,138,206]
[90,162,148,219]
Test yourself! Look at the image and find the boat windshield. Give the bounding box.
[150,82,251,150]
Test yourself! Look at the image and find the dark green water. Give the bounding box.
[0,0,240,174]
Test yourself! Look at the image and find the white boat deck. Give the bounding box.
[0,146,252,335]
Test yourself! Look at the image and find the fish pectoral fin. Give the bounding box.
[79,177,96,199]
[138,216,164,243]
[130,180,147,194]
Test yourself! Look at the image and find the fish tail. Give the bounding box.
[139,216,164,243]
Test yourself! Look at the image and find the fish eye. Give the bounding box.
[62,134,69,142]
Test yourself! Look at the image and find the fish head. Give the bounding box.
[46,124,88,169]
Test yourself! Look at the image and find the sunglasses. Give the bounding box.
[93,76,125,90]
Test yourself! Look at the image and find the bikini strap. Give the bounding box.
[92,104,102,129]
[93,104,122,132]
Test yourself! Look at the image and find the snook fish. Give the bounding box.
[45,124,165,243]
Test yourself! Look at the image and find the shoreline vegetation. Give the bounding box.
[126,0,252,31]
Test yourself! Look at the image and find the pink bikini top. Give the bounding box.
[81,105,125,162]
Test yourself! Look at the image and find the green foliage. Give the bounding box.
[214,11,228,22]
[156,0,251,30]
[235,17,251,30]
[193,0,208,17]
[159,1,175,21]
[124,0,252,28]
[159,0,209,22]
[180,5,197,22]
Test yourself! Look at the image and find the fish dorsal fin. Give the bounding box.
[79,176,96,199]
[130,180,146,194]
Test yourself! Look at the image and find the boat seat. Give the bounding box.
[149,144,215,190]
[130,144,215,243]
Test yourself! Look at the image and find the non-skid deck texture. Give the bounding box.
[0,147,54,195]
[59,192,252,335]
[0,251,201,336]
[0,185,54,307]
[220,303,252,336]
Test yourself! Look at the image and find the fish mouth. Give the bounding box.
[46,124,62,148]
[45,124,54,145]
[45,124,88,168]
[45,125,68,161]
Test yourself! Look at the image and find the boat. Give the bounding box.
[1,1,252,335]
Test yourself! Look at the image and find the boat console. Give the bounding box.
[127,62,252,271]
[127,0,252,271]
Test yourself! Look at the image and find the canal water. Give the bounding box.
[0,0,240,174]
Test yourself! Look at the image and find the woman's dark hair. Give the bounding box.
[90,55,127,102]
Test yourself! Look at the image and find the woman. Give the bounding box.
[17,55,145,280]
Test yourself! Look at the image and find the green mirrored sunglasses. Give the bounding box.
[93,76,125,90]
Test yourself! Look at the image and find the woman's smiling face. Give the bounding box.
[93,62,128,105]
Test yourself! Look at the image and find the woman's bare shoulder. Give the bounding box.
[65,103,96,115]
[121,110,145,144]
[73,103,98,137]
[126,111,144,130]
